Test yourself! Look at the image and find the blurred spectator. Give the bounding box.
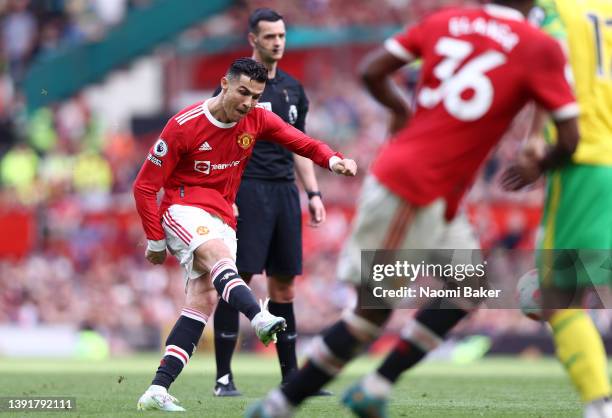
[1,0,37,81]
[0,142,38,202]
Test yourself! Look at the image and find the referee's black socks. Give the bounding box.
[213,299,239,381]
[268,301,298,382]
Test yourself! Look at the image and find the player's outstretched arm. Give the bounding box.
[260,110,355,174]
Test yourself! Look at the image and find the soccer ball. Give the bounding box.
[516,269,543,321]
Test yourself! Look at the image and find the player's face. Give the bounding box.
[222,74,265,122]
[250,20,286,63]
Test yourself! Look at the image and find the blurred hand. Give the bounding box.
[232,203,239,217]
[146,249,167,265]
[501,154,543,191]
[501,138,546,191]
[332,159,357,176]
[308,196,326,227]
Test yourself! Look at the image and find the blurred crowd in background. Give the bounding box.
[0,0,602,354]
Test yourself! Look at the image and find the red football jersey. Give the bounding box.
[133,99,341,241]
[372,4,578,219]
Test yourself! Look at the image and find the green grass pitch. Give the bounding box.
[0,354,587,417]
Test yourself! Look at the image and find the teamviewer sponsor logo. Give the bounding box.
[194,160,241,175]
[212,161,241,170]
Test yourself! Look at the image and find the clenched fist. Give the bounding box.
[332,159,358,176]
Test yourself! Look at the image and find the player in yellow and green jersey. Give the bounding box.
[509,1,612,416]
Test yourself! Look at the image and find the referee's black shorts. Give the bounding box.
[235,179,302,277]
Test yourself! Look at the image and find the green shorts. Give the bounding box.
[537,164,612,289]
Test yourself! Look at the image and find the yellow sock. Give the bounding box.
[549,309,611,402]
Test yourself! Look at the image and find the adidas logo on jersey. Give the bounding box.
[199,141,212,151]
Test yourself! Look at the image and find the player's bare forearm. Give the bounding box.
[529,106,550,138]
[359,47,411,129]
[502,117,579,191]
[294,154,319,192]
[539,117,579,171]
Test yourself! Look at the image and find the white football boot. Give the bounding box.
[251,298,287,346]
[137,385,185,412]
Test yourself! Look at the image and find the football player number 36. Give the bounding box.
[418,37,506,121]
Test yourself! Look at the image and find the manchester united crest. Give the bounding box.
[237,133,254,149]
[196,226,209,235]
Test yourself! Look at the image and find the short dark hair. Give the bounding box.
[227,57,267,83]
[248,8,283,33]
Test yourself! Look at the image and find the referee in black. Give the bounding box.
[212,8,330,397]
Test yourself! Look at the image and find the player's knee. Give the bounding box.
[353,305,392,326]
[193,239,234,273]
[342,309,385,343]
[268,275,295,303]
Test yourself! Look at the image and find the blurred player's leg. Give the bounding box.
[343,304,469,417]
[247,307,390,417]
[537,165,612,417]
[549,309,611,417]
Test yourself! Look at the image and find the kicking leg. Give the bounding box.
[195,240,286,346]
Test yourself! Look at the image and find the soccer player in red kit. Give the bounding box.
[247,1,580,417]
[133,58,357,412]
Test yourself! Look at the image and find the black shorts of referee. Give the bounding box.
[235,178,302,276]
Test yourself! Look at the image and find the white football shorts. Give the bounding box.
[162,204,237,280]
